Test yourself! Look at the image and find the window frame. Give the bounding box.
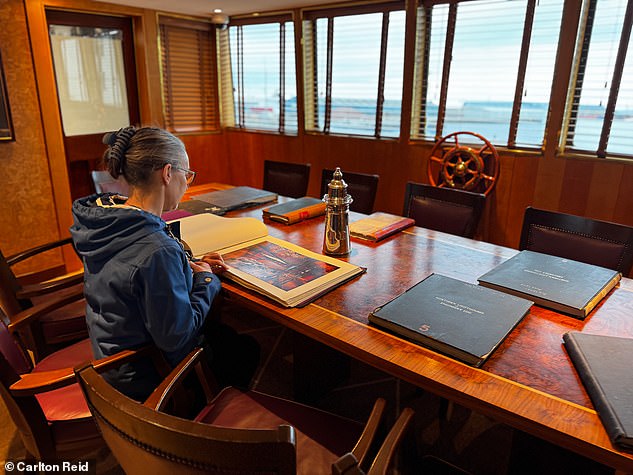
[221,12,298,134]
[410,0,564,153]
[561,0,633,160]
[302,0,407,139]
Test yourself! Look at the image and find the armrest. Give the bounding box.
[6,237,75,266]
[17,273,84,299]
[332,453,365,475]
[144,347,218,411]
[7,289,85,332]
[366,407,414,475]
[10,346,155,396]
[350,398,386,467]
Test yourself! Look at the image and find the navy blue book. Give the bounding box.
[563,332,633,451]
[369,273,533,367]
[478,250,621,319]
[194,186,277,213]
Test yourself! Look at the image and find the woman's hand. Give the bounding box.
[199,252,228,275]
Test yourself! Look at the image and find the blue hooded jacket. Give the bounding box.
[70,193,221,399]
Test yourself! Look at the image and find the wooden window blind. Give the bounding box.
[411,0,563,150]
[302,1,406,138]
[225,14,297,133]
[563,0,633,159]
[159,16,219,133]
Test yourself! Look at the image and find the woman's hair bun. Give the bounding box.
[103,126,137,176]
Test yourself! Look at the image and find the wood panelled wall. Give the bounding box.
[3,0,633,279]
[0,0,64,276]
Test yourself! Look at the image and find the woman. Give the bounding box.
[71,126,255,400]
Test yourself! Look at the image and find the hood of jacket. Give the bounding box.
[70,193,166,266]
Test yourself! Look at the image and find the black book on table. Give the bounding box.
[478,250,621,319]
[368,273,533,367]
[563,332,633,451]
[194,186,277,213]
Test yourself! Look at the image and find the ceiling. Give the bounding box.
[95,0,343,17]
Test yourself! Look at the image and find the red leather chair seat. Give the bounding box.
[33,338,93,421]
[196,387,363,474]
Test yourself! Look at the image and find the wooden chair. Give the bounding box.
[0,293,158,460]
[519,206,633,275]
[76,347,414,475]
[91,170,130,195]
[1,239,87,360]
[263,160,311,198]
[321,169,380,214]
[403,182,486,239]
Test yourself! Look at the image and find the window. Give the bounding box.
[49,24,130,135]
[563,0,633,158]
[303,2,406,138]
[223,15,297,133]
[411,0,564,149]
[159,16,219,133]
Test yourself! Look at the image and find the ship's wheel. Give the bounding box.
[427,131,499,196]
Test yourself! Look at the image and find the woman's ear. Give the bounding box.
[161,163,172,185]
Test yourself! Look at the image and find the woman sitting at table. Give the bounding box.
[70,126,259,400]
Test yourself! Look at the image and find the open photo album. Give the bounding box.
[173,213,364,307]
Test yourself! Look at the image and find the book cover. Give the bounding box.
[178,199,225,215]
[369,273,533,367]
[262,197,326,224]
[350,212,415,242]
[177,213,363,307]
[563,332,633,450]
[477,250,621,319]
[194,186,277,212]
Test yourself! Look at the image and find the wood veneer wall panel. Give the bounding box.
[558,159,595,216]
[179,133,230,185]
[585,161,624,222]
[532,155,567,212]
[613,165,633,226]
[504,154,540,247]
[0,0,65,275]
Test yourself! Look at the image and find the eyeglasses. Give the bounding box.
[173,166,196,185]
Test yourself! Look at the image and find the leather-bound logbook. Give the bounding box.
[478,250,621,319]
[563,332,633,450]
[369,273,533,367]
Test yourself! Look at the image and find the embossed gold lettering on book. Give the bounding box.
[350,212,415,242]
[478,250,621,319]
[262,197,326,224]
[177,214,363,307]
[563,332,633,450]
[369,273,533,367]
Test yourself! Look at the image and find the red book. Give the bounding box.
[350,212,415,242]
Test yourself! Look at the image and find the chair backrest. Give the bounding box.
[91,170,130,195]
[519,207,633,275]
[0,249,23,316]
[263,160,311,199]
[76,363,298,475]
[403,182,486,238]
[0,317,55,460]
[321,169,380,215]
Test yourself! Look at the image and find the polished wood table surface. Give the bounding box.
[184,190,633,472]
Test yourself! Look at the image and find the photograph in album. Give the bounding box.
[223,241,338,291]
[174,213,364,307]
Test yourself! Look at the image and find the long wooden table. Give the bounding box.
[185,190,633,472]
